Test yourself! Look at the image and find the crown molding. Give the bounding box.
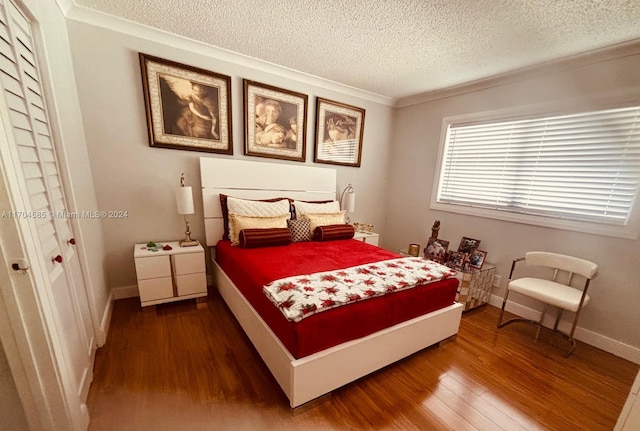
[60,3,395,107]
[396,38,640,108]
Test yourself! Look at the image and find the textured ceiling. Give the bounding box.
[73,0,640,101]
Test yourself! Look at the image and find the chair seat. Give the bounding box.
[508,277,590,312]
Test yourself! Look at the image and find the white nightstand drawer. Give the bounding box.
[176,272,207,296]
[172,252,205,275]
[134,241,207,307]
[138,277,173,302]
[135,255,171,280]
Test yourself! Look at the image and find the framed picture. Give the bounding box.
[243,80,308,162]
[424,237,449,263]
[447,251,467,271]
[458,237,481,254]
[139,53,232,154]
[314,98,365,167]
[469,249,488,270]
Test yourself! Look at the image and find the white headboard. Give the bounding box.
[200,157,337,246]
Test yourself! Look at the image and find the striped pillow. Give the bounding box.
[238,228,292,248]
[313,224,355,241]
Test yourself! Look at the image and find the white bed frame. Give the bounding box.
[200,157,463,408]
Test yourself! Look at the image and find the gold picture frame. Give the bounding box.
[243,79,308,162]
[139,53,232,154]
[314,97,365,167]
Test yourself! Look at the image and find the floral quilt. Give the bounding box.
[263,257,457,322]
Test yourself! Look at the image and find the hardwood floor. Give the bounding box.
[87,290,639,430]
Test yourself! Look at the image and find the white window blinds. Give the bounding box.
[437,106,640,226]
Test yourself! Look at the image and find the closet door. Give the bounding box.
[0,0,95,410]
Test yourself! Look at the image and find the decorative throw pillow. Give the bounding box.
[313,224,355,241]
[238,228,292,248]
[292,200,340,219]
[228,213,289,245]
[287,219,312,242]
[300,211,346,233]
[220,194,291,240]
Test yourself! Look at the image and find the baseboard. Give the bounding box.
[489,294,640,364]
[112,284,139,300]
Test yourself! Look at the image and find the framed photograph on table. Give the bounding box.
[424,237,449,263]
[448,251,467,271]
[243,80,308,162]
[458,237,481,254]
[314,98,365,167]
[139,53,232,154]
[469,249,487,270]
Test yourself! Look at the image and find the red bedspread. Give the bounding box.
[216,239,459,359]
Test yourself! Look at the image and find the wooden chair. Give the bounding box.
[497,251,598,357]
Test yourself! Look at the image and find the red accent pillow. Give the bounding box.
[313,224,355,241]
[238,228,292,248]
[219,194,291,240]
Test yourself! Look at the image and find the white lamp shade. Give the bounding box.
[176,186,194,215]
[344,191,356,213]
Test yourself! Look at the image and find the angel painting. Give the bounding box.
[159,75,220,141]
[139,53,232,154]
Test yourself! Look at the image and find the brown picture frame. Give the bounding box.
[243,79,308,162]
[424,237,450,263]
[469,249,488,270]
[139,53,232,154]
[314,97,365,167]
[458,237,481,254]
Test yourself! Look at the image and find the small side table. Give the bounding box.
[134,241,207,307]
[455,263,496,311]
[353,231,379,246]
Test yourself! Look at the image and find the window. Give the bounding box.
[432,106,640,239]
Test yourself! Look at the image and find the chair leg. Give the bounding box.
[497,289,510,328]
[564,309,583,357]
[535,305,547,342]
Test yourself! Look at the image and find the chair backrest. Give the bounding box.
[525,251,598,281]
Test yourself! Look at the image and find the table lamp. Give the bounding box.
[176,173,198,247]
[340,183,356,222]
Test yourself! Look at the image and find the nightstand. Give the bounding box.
[134,241,207,307]
[353,231,379,246]
[454,263,496,311]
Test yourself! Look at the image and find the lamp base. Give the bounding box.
[179,239,199,247]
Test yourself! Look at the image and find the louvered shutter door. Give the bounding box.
[0,2,74,278]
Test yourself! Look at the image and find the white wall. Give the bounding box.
[64,17,395,290]
[385,48,640,360]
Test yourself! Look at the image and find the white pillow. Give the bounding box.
[293,200,340,217]
[227,196,290,238]
[228,213,289,246]
[300,211,346,233]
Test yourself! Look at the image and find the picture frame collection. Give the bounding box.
[139,54,365,167]
[424,234,488,272]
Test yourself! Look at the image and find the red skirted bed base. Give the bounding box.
[216,239,459,359]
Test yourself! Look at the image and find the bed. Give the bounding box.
[201,157,463,408]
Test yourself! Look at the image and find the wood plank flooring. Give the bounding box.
[87,290,639,430]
